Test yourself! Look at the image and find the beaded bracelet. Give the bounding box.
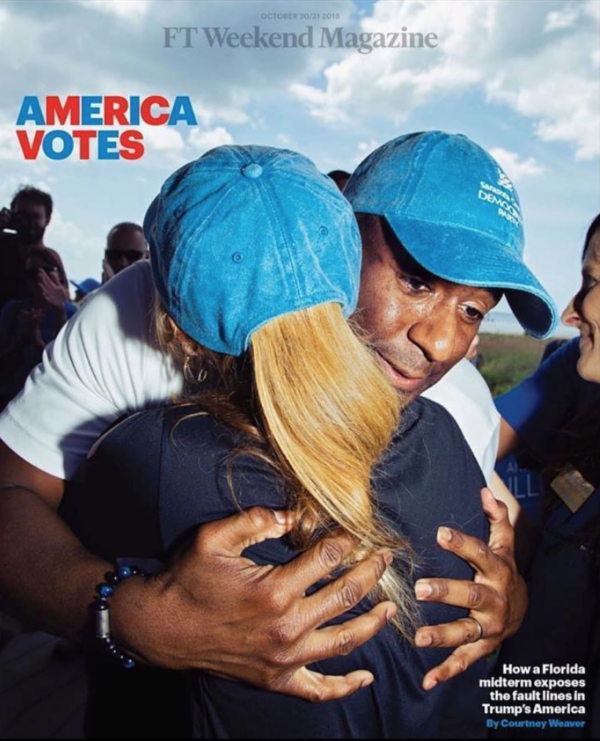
[92,565,148,670]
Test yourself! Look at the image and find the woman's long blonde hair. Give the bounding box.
[155,298,419,638]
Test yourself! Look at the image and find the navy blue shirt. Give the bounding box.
[62,398,489,739]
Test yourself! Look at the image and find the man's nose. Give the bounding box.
[408,312,458,363]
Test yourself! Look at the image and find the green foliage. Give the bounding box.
[478,334,548,397]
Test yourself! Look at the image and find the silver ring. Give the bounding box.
[466,616,484,642]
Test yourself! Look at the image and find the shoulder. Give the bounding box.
[422,360,500,482]
[88,404,247,475]
[381,396,484,484]
[87,406,168,460]
[75,260,154,338]
[422,359,498,430]
[407,395,475,447]
[377,397,486,529]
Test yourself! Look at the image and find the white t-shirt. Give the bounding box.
[0,260,499,482]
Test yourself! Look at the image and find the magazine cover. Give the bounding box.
[0,0,598,738]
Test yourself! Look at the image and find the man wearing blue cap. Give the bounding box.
[70,277,101,304]
[0,133,554,704]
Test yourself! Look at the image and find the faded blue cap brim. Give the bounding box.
[385,214,559,339]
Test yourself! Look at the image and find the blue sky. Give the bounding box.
[0,0,598,323]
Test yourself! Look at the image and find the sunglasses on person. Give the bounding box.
[25,266,59,280]
[105,249,147,262]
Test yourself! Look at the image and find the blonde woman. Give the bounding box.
[61,146,490,739]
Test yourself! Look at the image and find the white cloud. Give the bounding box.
[352,138,381,167]
[0,121,27,162]
[0,174,52,208]
[187,126,234,154]
[357,138,379,156]
[489,147,545,181]
[292,0,600,160]
[75,0,150,20]
[544,4,579,32]
[1,0,351,145]
[140,124,186,153]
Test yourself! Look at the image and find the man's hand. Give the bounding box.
[0,441,392,704]
[0,207,12,230]
[37,270,69,311]
[101,258,115,284]
[413,488,527,690]
[111,507,397,703]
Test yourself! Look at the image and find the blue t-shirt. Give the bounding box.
[62,398,489,739]
[495,339,600,736]
[496,338,599,462]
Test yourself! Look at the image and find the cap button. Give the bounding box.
[241,163,263,179]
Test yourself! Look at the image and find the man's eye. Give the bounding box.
[463,305,484,321]
[400,275,429,292]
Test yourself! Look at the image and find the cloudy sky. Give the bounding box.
[0,0,598,320]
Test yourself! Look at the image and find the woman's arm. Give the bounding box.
[497,416,521,460]
[488,470,522,526]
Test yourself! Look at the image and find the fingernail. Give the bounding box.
[416,632,433,647]
[360,676,374,689]
[385,606,397,622]
[415,581,433,599]
[423,678,438,691]
[383,552,394,567]
[273,510,288,525]
[438,526,453,542]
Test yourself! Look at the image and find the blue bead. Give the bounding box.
[123,658,136,670]
[97,584,114,597]
[117,566,132,580]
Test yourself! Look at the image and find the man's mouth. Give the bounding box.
[374,351,429,394]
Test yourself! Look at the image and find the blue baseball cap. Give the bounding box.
[144,145,361,355]
[70,278,100,296]
[344,131,558,339]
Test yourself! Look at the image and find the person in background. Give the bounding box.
[327,169,352,191]
[496,214,600,737]
[0,248,75,410]
[102,222,148,283]
[70,278,101,305]
[0,185,55,312]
